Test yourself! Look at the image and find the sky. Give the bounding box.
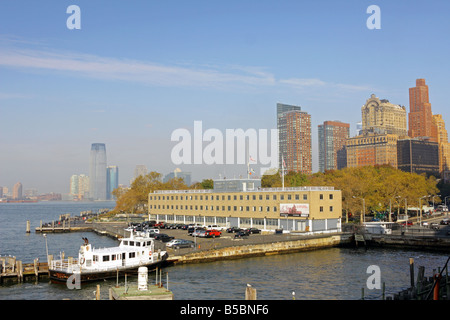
[1,0,449,194]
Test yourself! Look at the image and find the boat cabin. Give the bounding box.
[79,234,156,270]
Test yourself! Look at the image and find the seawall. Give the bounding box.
[167,233,353,265]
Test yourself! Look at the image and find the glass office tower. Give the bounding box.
[107,165,119,200]
[89,143,107,200]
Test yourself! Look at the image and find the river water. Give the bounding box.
[0,202,448,300]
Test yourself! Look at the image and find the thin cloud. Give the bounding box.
[0,44,371,94]
[0,48,275,89]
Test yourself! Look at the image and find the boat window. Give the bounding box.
[147,241,152,246]
[130,241,134,246]
[103,255,110,262]
[129,252,136,258]
[123,241,128,246]
[136,242,141,247]
[93,255,98,262]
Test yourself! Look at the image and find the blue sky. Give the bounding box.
[1,0,449,194]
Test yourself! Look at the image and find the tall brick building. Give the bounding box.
[408,79,438,142]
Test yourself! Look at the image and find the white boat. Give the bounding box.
[49,232,168,284]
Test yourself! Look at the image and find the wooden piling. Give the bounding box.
[245,285,257,300]
[409,258,415,288]
[96,285,101,300]
[26,220,31,233]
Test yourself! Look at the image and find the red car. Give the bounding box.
[205,229,221,238]
[400,221,413,226]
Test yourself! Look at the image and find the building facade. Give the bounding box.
[318,121,350,172]
[12,182,22,200]
[397,139,439,176]
[408,79,438,142]
[89,143,107,200]
[107,166,119,200]
[361,94,407,137]
[346,134,399,168]
[148,179,342,233]
[70,174,90,200]
[277,103,312,174]
[433,114,450,180]
[163,168,192,186]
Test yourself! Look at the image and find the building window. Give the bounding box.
[320,194,324,200]
[295,194,299,200]
[330,206,333,212]
[303,194,307,200]
[329,194,333,200]
[320,206,324,212]
[288,195,292,200]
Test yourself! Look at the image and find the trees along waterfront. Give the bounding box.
[111,166,442,219]
[262,165,441,221]
[111,171,189,214]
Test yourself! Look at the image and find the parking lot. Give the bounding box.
[152,227,315,255]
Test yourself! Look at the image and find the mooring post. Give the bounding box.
[434,274,442,300]
[26,220,31,233]
[245,284,257,300]
[410,258,415,288]
[96,284,101,300]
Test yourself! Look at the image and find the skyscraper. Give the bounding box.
[89,143,107,200]
[361,94,407,137]
[107,165,119,200]
[408,79,438,142]
[13,182,22,200]
[277,103,312,174]
[318,121,350,172]
[134,165,148,180]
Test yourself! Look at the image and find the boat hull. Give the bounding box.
[49,253,169,285]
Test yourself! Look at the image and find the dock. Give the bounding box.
[0,256,48,284]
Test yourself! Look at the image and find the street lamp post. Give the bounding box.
[419,195,431,226]
[445,196,450,217]
[43,233,49,262]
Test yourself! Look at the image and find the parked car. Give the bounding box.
[166,239,195,249]
[204,229,221,238]
[193,229,206,237]
[430,223,440,230]
[400,221,413,226]
[188,227,205,236]
[154,233,174,242]
[206,225,223,231]
[154,222,165,228]
[245,228,261,234]
[226,227,242,233]
[234,230,249,239]
[440,219,449,225]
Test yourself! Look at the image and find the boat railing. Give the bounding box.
[50,258,81,272]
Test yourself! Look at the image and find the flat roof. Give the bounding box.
[153,186,336,194]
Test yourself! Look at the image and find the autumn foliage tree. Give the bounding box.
[111,171,188,214]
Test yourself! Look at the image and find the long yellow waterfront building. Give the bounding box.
[148,179,342,233]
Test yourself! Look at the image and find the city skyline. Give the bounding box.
[1,1,450,193]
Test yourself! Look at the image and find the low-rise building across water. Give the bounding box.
[148,179,342,234]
